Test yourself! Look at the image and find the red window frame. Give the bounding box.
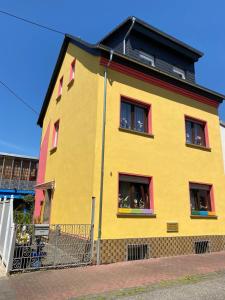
[120,95,152,134]
[69,59,76,82]
[189,181,215,215]
[52,120,60,148]
[185,115,209,148]
[57,76,63,97]
[118,172,154,215]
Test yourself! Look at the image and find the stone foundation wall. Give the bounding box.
[93,235,225,264]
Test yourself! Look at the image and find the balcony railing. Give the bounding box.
[0,179,36,191]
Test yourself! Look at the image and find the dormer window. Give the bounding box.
[173,66,186,80]
[139,51,155,67]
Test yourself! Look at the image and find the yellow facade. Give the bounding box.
[40,42,225,241]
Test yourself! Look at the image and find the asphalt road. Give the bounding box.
[121,273,225,300]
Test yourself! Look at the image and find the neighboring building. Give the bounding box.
[35,17,225,263]
[220,121,225,172]
[0,152,38,207]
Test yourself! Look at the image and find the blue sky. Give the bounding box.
[0,0,225,157]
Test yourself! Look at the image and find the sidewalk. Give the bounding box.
[1,252,225,299]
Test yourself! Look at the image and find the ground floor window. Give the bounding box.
[118,174,153,215]
[189,183,215,216]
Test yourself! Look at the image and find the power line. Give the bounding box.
[0,80,38,115]
[0,9,64,35]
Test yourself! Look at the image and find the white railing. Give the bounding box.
[0,196,16,273]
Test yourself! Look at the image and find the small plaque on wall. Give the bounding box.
[167,222,178,233]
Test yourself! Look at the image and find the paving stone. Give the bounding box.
[1,252,225,299]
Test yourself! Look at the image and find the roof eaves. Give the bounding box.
[37,36,70,126]
[98,44,225,100]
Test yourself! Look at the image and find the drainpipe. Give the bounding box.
[123,17,136,55]
[97,49,114,265]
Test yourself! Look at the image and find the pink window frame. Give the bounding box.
[184,115,210,148]
[118,172,154,213]
[69,59,76,82]
[120,95,152,134]
[58,76,63,97]
[189,181,215,213]
[52,120,60,148]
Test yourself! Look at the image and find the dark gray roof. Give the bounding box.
[37,18,225,127]
[98,16,203,59]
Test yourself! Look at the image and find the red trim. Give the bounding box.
[58,76,63,97]
[120,95,152,134]
[184,115,210,147]
[69,59,76,82]
[118,172,154,211]
[52,120,60,148]
[189,181,215,212]
[100,57,219,108]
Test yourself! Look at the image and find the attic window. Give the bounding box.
[173,66,186,80]
[139,51,155,67]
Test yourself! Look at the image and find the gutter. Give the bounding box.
[97,49,114,265]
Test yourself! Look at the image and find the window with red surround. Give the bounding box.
[69,59,76,82]
[185,116,209,148]
[57,76,63,97]
[189,182,215,216]
[52,120,60,149]
[120,96,152,134]
[118,173,154,215]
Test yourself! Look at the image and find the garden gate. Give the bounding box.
[0,197,95,273]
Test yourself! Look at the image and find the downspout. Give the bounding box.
[97,49,114,265]
[123,17,136,55]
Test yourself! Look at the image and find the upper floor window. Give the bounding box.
[52,120,60,149]
[189,183,215,215]
[173,66,186,80]
[139,51,155,67]
[69,59,76,83]
[120,97,150,133]
[185,116,208,148]
[57,76,63,97]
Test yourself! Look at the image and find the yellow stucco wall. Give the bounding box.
[97,67,225,240]
[41,43,225,241]
[41,43,101,226]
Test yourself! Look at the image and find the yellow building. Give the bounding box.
[35,17,225,264]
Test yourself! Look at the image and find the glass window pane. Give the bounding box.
[190,184,212,212]
[195,123,206,146]
[120,102,131,129]
[119,181,131,208]
[119,178,150,209]
[185,121,192,144]
[134,106,146,132]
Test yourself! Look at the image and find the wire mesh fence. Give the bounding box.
[12,224,93,272]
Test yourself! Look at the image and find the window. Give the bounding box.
[120,98,150,133]
[57,76,63,97]
[118,174,153,215]
[172,66,186,79]
[139,51,155,67]
[189,183,215,216]
[52,121,59,149]
[69,59,76,82]
[185,117,208,147]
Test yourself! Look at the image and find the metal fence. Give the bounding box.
[12,224,93,271]
[0,179,36,190]
[0,197,95,273]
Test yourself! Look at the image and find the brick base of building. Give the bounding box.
[93,235,225,264]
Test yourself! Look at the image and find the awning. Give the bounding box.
[35,180,55,190]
